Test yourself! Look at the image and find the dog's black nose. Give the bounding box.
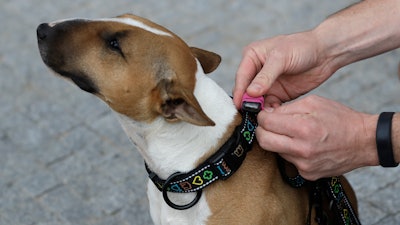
[37,23,50,40]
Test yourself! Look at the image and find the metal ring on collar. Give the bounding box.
[162,172,202,210]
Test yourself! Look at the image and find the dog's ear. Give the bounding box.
[190,47,221,74]
[158,79,215,126]
[162,96,216,126]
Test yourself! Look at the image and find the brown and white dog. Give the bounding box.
[37,14,357,225]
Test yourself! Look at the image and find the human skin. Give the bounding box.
[233,0,400,180]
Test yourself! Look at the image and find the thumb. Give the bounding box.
[246,56,284,97]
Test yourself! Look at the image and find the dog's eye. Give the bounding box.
[108,38,121,51]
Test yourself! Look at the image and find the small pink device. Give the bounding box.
[241,93,264,113]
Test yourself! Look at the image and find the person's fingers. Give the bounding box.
[272,96,319,114]
[264,95,283,108]
[233,46,263,108]
[256,108,313,153]
[246,49,286,97]
[258,112,293,139]
[255,126,295,154]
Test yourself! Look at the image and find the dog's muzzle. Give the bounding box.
[36,22,99,94]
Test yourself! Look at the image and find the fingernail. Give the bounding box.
[264,107,274,112]
[249,83,262,93]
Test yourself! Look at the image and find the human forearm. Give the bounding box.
[313,0,400,73]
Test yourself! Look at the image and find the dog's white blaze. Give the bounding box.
[49,17,172,37]
[48,18,78,27]
[99,18,173,37]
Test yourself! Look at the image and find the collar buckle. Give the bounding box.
[241,93,264,113]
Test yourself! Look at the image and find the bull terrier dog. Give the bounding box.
[37,14,358,225]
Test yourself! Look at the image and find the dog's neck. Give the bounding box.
[116,61,238,179]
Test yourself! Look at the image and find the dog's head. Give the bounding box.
[37,14,221,126]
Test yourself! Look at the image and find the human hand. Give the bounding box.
[233,31,336,108]
[256,95,379,180]
[233,0,400,107]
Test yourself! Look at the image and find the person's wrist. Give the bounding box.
[310,25,339,79]
[359,113,380,167]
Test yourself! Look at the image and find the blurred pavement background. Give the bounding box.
[1,0,400,224]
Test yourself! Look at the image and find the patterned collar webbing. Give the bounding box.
[145,111,257,199]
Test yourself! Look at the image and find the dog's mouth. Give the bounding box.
[38,49,99,94]
[56,70,99,94]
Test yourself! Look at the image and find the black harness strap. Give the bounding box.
[321,177,361,225]
[277,155,306,188]
[277,156,362,225]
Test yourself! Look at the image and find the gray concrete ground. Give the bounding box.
[1,0,400,224]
